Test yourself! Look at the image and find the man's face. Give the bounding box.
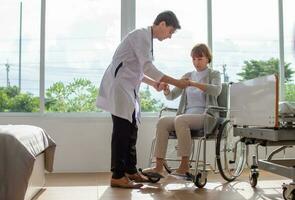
[157,22,176,41]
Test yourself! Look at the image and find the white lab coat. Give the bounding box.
[96,27,164,123]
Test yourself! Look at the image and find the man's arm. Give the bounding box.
[142,76,166,91]
[142,76,157,87]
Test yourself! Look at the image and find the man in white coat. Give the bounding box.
[96,10,189,188]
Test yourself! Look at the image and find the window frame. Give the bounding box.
[0,0,288,116]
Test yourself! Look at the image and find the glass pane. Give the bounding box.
[212,0,279,83]
[0,0,40,112]
[284,0,295,101]
[45,0,120,112]
[136,0,207,111]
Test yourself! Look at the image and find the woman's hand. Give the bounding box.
[189,80,206,92]
[176,78,190,89]
[162,83,170,95]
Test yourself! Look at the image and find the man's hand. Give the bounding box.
[176,78,190,89]
[153,82,168,91]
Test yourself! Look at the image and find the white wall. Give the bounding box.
[0,114,161,172]
[1,115,294,173]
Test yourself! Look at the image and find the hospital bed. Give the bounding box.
[230,75,295,200]
[0,125,56,200]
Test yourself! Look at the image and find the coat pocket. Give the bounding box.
[114,62,123,78]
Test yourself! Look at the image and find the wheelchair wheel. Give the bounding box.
[283,187,295,200]
[249,172,258,187]
[216,120,246,182]
[194,172,207,188]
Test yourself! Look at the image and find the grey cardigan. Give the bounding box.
[165,68,222,117]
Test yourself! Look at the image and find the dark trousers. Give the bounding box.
[111,112,138,179]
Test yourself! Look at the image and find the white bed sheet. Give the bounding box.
[279,101,295,115]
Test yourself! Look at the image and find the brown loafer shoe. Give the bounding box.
[110,176,143,189]
[126,172,149,183]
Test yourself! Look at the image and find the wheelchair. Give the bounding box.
[147,83,247,187]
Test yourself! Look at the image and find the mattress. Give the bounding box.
[279,101,295,115]
[0,125,56,200]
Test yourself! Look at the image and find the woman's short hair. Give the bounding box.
[191,43,212,63]
[153,10,181,29]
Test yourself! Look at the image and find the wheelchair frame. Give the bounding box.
[148,83,247,188]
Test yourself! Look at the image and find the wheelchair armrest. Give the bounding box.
[206,106,228,113]
[159,107,178,118]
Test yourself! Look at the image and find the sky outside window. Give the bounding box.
[0,0,40,95]
[212,0,279,82]
[45,0,120,91]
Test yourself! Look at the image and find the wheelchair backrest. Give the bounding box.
[217,83,229,118]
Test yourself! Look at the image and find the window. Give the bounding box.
[136,0,207,110]
[283,0,295,101]
[45,0,120,112]
[1,0,292,114]
[0,0,40,112]
[212,0,279,83]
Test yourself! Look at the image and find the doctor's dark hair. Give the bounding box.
[153,11,181,29]
[191,43,212,64]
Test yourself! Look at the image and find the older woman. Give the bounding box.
[145,43,222,176]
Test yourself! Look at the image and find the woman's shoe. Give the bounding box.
[170,171,188,177]
[110,176,143,189]
[141,167,165,177]
[170,169,190,177]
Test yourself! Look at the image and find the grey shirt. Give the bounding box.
[165,68,221,116]
[165,68,222,132]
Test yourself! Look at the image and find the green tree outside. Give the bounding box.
[45,78,99,112]
[237,58,293,82]
[0,90,9,112]
[0,79,164,113]
[140,86,164,112]
[45,78,163,112]
[285,84,295,101]
[237,58,295,101]
[4,57,295,112]
[0,86,39,112]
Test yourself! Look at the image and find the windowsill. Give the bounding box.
[0,112,159,119]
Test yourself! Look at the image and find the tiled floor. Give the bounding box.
[35,170,291,200]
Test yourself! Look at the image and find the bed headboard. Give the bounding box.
[230,74,279,128]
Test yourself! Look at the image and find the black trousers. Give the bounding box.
[111,112,138,179]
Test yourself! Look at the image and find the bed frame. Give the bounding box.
[24,153,45,200]
[230,75,295,199]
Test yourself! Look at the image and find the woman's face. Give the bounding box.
[192,54,209,71]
